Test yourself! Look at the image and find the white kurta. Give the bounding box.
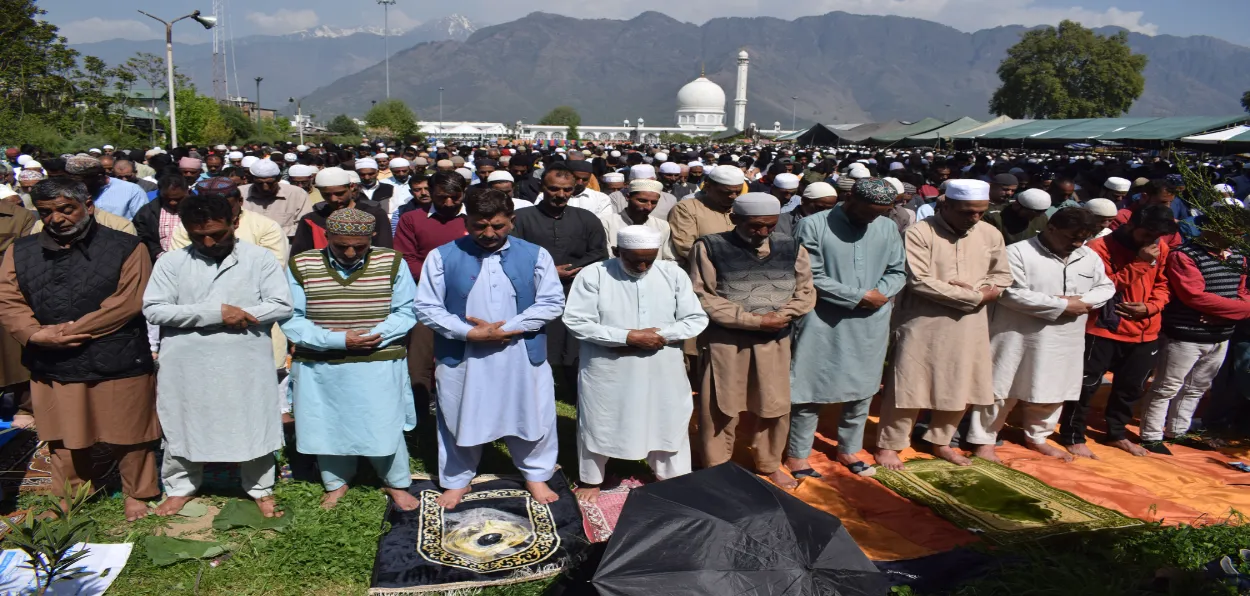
[563,260,708,459]
[143,242,293,461]
[989,236,1115,404]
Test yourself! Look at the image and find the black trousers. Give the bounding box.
[1057,335,1159,445]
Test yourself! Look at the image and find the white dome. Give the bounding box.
[676,77,726,112]
[738,49,749,59]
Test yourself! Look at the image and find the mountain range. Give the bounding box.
[69,15,477,106]
[291,11,1250,130]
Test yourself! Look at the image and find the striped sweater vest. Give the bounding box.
[290,248,407,363]
[1163,243,1245,343]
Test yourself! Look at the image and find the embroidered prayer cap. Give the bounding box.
[1084,198,1118,217]
[455,168,474,181]
[315,167,352,187]
[601,172,625,183]
[902,182,917,195]
[284,153,297,163]
[707,165,745,186]
[355,158,379,171]
[1016,188,1051,211]
[241,156,260,169]
[629,179,664,194]
[654,152,668,162]
[18,169,43,181]
[658,162,681,174]
[65,155,102,174]
[802,182,836,200]
[1103,177,1131,193]
[733,192,781,216]
[250,159,281,178]
[772,173,800,190]
[195,177,238,196]
[945,179,990,202]
[847,163,871,179]
[179,157,203,170]
[389,158,411,168]
[296,144,309,152]
[227,151,244,160]
[325,208,376,236]
[487,171,514,183]
[630,164,657,179]
[617,225,663,250]
[853,178,896,206]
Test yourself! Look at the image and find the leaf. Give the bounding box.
[143,536,228,567]
[211,500,292,532]
[172,501,209,519]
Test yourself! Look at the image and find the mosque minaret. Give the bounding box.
[734,49,749,132]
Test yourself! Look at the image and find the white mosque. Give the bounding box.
[513,49,794,144]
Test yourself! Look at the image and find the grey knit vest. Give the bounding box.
[699,231,798,315]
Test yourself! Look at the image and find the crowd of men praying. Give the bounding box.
[0,138,1246,520]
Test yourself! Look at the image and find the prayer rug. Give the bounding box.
[873,458,1142,544]
[577,478,644,543]
[369,473,588,594]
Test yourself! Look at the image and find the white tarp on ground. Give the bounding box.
[0,543,133,595]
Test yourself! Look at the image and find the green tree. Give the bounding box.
[219,105,253,142]
[538,106,581,140]
[989,20,1147,119]
[0,1,80,127]
[1242,90,1250,113]
[327,113,361,136]
[168,87,230,146]
[364,99,419,141]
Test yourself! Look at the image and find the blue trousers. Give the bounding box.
[317,436,412,491]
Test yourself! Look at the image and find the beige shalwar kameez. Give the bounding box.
[878,216,1013,450]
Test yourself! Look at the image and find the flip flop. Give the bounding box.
[791,468,822,479]
[845,461,876,477]
[1229,462,1250,473]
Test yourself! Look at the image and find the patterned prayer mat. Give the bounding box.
[577,478,644,543]
[873,458,1143,545]
[369,473,588,594]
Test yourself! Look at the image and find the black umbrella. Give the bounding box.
[592,463,890,595]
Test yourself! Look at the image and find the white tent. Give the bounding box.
[1181,125,1250,144]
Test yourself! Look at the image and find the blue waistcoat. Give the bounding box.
[433,236,546,366]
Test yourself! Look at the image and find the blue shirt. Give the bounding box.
[94,177,149,220]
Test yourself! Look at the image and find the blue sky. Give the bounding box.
[44,0,1250,47]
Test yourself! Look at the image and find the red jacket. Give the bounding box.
[1085,233,1171,343]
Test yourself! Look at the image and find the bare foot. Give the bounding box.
[281,413,295,424]
[1026,441,1074,462]
[526,480,560,504]
[876,449,906,471]
[384,487,420,511]
[320,485,349,510]
[255,495,284,518]
[765,470,798,490]
[124,497,150,522]
[154,495,195,517]
[11,414,34,429]
[573,487,600,504]
[437,486,471,509]
[835,452,863,467]
[784,456,813,476]
[1109,438,1149,457]
[1065,443,1100,460]
[934,445,973,466]
[972,444,1001,464]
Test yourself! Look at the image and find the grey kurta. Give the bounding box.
[790,205,907,404]
[143,242,293,462]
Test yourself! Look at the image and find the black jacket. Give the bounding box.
[131,197,169,263]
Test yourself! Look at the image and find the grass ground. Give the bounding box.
[7,401,1250,595]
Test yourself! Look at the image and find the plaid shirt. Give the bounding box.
[158,206,179,252]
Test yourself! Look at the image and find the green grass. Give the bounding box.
[9,396,1250,595]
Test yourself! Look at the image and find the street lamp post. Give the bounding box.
[289,97,303,145]
[791,96,798,131]
[255,77,264,137]
[438,87,444,141]
[377,0,396,98]
[137,9,217,148]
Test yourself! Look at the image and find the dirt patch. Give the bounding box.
[158,503,220,540]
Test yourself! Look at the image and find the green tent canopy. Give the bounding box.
[865,118,948,144]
